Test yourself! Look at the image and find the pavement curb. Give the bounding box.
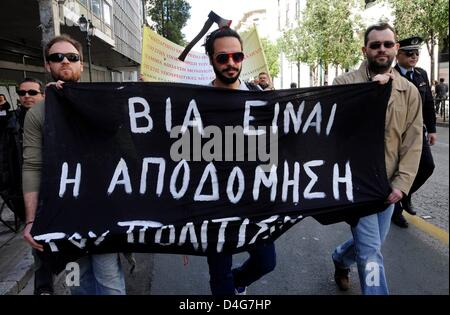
[405,213,449,246]
[436,122,449,128]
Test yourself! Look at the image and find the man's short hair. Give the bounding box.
[18,78,44,93]
[364,23,396,46]
[440,78,445,83]
[259,72,269,77]
[44,34,83,62]
[204,27,243,57]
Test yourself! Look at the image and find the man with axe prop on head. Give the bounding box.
[179,12,276,295]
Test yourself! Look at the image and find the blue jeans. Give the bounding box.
[332,204,394,295]
[207,242,276,295]
[69,253,126,295]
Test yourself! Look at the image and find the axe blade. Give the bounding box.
[208,11,232,28]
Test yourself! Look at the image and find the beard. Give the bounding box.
[51,67,81,82]
[259,82,269,89]
[367,53,395,74]
[212,64,241,85]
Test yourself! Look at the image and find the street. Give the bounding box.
[149,217,448,295]
[413,126,449,232]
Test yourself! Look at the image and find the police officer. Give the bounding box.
[393,36,436,228]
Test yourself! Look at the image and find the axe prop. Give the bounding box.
[178,11,232,62]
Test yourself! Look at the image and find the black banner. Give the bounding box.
[32,82,391,263]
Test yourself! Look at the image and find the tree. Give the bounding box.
[327,0,364,76]
[301,0,332,85]
[385,0,449,81]
[260,38,280,79]
[278,23,316,86]
[279,0,363,86]
[146,0,191,46]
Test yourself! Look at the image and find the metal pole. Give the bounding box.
[87,34,92,82]
[444,99,447,122]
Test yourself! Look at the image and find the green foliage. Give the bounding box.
[385,0,449,49]
[384,0,448,79]
[260,38,281,79]
[147,0,191,45]
[279,0,364,70]
[278,22,315,66]
[327,0,364,69]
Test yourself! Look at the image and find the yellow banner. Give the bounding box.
[140,26,268,85]
[140,26,214,84]
[239,26,270,82]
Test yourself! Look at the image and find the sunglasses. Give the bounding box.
[215,52,245,65]
[17,89,41,96]
[46,52,80,63]
[402,50,420,57]
[368,41,396,49]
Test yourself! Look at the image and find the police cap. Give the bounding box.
[397,36,423,50]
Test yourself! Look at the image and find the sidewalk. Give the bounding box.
[0,206,33,295]
[1,204,153,295]
[436,114,449,128]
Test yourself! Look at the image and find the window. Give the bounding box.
[79,0,88,7]
[91,0,102,18]
[103,2,111,25]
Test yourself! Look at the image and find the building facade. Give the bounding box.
[233,0,309,89]
[0,0,145,109]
